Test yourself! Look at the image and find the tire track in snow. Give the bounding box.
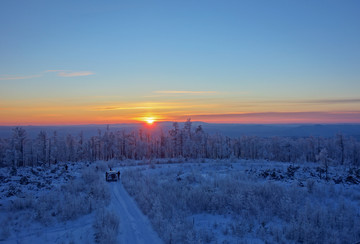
[109,182,162,244]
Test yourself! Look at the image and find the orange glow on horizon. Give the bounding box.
[2,111,360,126]
[1,99,360,125]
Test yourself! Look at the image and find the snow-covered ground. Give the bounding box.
[0,162,83,201]
[1,213,94,244]
[0,162,102,243]
[0,161,162,244]
[108,181,162,243]
[1,159,360,243]
[121,159,360,244]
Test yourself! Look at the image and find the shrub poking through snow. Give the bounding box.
[93,208,120,244]
[122,164,360,244]
[7,164,111,225]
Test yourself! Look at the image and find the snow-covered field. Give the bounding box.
[122,159,360,244]
[1,159,360,244]
[0,160,163,244]
[0,162,115,244]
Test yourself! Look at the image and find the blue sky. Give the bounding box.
[1,0,360,124]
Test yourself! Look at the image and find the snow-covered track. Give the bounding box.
[109,181,162,244]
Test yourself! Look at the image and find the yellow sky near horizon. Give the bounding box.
[1,90,360,125]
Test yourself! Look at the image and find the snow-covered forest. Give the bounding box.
[1,120,360,168]
[1,121,360,243]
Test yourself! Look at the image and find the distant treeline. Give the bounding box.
[1,119,359,167]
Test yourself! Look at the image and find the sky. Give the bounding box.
[0,0,360,125]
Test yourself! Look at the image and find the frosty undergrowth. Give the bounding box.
[122,161,360,244]
[0,162,116,242]
[93,208,120,244]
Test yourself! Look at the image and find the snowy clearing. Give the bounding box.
[1,159,360,244]
[122,159,360,244]
[0,162,110,244]
[0,161,163,244]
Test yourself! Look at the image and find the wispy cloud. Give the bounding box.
[1,70,95,80]
[154,90,217,95]
[263,98,360,105]
[186,111,360,123]
[57,71,95,77]
[94,102,186,111]
[96,106,151,111]
[0,74,42,80]
[300,98,360,104]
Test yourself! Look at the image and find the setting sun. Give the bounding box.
[145,118,155,124]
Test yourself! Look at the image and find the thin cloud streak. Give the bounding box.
[0,74,42,80]
[94,102,193,111]
[1,70,95,80]
[154,90,217,95]
[96,106,153,111]
[264,98,360,105]
[300,98,360,104]
[57,71,95,77]
[186,111,360,123]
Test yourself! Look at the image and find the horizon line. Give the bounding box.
[1,121,360,127]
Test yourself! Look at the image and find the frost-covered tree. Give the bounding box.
[336,133,345,165]
[169,122,181,157]
[317,148,330,181]
[12,127,27,167]
[66,134,76,161]
[36,130,47,165]
[1,121,360,167]
[182,119,192,157]
[0,138,8,166]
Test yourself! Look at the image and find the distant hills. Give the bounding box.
[201,123,360,139]
[0,123,360,139]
